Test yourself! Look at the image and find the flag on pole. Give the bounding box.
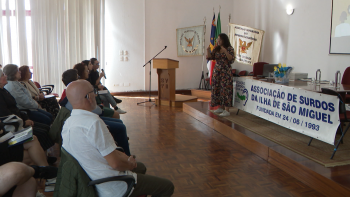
[215,12,221,45]
[207,13,216,85]
[209,14,216,52]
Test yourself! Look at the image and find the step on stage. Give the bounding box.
[155,94,197,108]
[183,101,350,196]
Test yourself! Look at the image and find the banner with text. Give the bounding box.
[229,24,264,65]
[234,78,339,145]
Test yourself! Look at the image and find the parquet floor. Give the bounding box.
[41,97,323,197]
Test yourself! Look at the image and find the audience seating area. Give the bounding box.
[0,60,137,197]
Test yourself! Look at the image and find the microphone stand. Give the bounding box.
[137,46,167,106]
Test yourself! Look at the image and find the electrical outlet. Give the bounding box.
[114,84,119,87]
[120,83,124,87]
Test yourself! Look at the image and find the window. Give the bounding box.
[1,0,32,70]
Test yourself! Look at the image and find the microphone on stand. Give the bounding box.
[101,69,107,79]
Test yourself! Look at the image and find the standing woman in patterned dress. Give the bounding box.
[206,33,235,117]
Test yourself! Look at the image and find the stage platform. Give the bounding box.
[191,89,211,100]
[155,94,197,108]
[183,101,350,196]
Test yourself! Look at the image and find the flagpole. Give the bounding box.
[199,17,206,89]
[228,14,231,38]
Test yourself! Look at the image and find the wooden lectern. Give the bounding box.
[153,58,179,106]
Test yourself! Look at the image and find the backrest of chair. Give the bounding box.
[342,67,350,85]
[54,147,97,197]
[253,62,268,76]
[321,88,346,118]
[239,71,247,76]
[33,81,41,88]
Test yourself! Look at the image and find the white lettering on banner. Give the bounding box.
[234,78,340,145]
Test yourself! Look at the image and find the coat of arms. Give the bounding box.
[176,25,205,57]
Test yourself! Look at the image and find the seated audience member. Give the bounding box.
[81,60,93,75]
[61,68,120,119]
[0,69,54,151]
[19,65,60,118]
[62,80,174,197]
[88,58,126,114]
[3,64,53,126]
[55,70,130,155]
[0,162,57,197]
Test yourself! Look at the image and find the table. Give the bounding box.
[234,77,350,158]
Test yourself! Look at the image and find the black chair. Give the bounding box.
[308,88,350,159]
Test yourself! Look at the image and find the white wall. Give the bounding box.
[232,0,350,80]
[104,0,145,92]
[144,0,233,90]
[104,0,350,92]
[105,0,233,92]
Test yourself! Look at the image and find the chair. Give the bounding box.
[238,70,247,76]
[232,69,237,75]
[341,67,350,103]
[34,81,59,97]
[252,62,268,77]
[54,147,136,197]
[308,88,350,159]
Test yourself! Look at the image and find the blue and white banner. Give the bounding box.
[234,78,340,145]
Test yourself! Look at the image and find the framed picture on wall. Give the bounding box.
[329,0,350,54]
[176,25,205,57]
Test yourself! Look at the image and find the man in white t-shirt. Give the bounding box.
[62,80,174,197]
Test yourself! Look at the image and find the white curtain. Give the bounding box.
[0,0,29,66]
[30,0,102,95]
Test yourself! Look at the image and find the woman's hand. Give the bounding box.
[214,45,221,52]
[98,84,104,90]
[25,120,34,127]
[39,93,45,101]
[207,45,211,52]
[99,70,105,78]
[220,47,227,54]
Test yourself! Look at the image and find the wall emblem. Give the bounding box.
[177,25,205,57]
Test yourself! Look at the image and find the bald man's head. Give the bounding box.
[66,80,96,111]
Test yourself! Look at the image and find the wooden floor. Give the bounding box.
[183,101,350,197]
[41,97,324,197]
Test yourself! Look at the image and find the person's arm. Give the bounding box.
[227,47,235,64]
[95,70,105,86]
[0,93,14,117]
[221,47,233,61]
[6,83,39,109]
[104,150,136,171]
[87,119,135,171]
[206,46,214,60]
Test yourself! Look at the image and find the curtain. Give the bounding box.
[30,0,102,95]
[0,0,29,66]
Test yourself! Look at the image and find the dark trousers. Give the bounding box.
[103,119,130,156]
[28,109,53,125]
[130,162,174,197]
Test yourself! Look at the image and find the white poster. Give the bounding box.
[234,78,340,145]
[229,24,264,65]
[176,25,205,57]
